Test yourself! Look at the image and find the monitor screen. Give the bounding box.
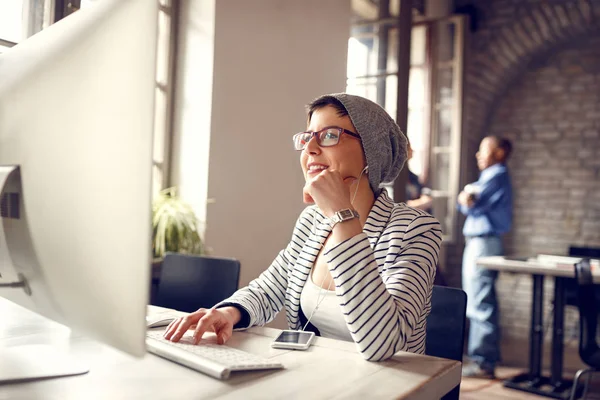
[0,0,157,361]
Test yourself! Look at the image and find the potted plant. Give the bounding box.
[152,187,204,267]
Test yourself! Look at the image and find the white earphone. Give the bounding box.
[351,165,369,204]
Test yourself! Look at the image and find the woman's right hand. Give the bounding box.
[163,306,241,345]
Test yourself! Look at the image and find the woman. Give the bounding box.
[164,93,442,361]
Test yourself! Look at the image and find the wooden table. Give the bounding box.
[0,298,461,399]
[477,256,600,400]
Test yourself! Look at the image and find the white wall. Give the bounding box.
[172,0,351,327]
[206,0,350,286]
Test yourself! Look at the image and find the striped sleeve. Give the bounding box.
[214,208,313,328]
[324,210,441,361]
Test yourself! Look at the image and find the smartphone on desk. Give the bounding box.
[271,330,315,350]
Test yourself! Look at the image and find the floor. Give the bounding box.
[460,367,600,399]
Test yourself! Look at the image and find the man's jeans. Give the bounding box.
[462,236,502,370]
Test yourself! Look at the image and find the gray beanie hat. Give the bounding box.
[312,93,408,195]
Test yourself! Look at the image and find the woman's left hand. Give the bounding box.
[303,169,356,217]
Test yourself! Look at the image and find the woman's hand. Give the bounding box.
[163,306,241,345]
[303,169,356,217]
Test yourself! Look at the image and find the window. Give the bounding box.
[427,17,465,243]
[152,0,178,195]
[74,0,178,195]
[1,0,178,197]
[347,2,465,242]
[0,0,23,52]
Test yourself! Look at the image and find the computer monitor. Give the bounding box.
[0,0,157,381]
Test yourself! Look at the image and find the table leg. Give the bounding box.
[530,274,544,380]
[550,277,576,395]
[504,274,544,390]
[551,277,565,385]
[503,275,575,399]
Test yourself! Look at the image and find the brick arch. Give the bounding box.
[465,0,600,141]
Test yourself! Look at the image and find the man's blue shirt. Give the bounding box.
[458,163,513,237]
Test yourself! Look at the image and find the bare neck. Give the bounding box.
[350,179,376,227]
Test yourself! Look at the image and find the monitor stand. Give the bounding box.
[0,344,89,384]
[0,297,90,384]
[0,166,89,383]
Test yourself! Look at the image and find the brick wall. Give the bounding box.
[495,35,600,255]
[490,33,600,369]
[443,0,600,370]
[446,1,600,285]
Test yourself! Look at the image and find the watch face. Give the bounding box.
[339,209,354,219]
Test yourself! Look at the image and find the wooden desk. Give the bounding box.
[477,256,600,282]
[477,256,600,400]
[0,299,461,399]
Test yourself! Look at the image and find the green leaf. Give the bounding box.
[152,187,204,258]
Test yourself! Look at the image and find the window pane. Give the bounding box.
[411,25,427,65]
[407,108,425,175]
[346,76,378,103]
[434,22,455,62]
[435,107,452,147]
[156,9,171,86]
[346,75,397,119]
[408,68,427,108]
[152,164,164,197]
[0,0,24,43]
[435,67,454,106]
[407,108,424,143]
[153,88,167,163]
[386,27,397,73]
[389,0,399,17]
[431,152,450,192]
[384,74,397,120]
[80,0,100,9]
[347,35,378,78]
[431,195,451,235]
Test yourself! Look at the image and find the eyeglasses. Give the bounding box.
[293,126,361,151]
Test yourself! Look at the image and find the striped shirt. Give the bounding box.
[216,190,442,361]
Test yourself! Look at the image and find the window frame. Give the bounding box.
[152,0,179,195]
[347,8,466,243]
[426,15,466,243]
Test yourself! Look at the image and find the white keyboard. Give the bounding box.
[146,331,284,380]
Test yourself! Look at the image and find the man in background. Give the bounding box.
[458,136,513,378]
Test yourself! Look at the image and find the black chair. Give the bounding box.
[565,246,600,306]
[569,259,600,400]
[153,253,241,313]
[426,285,467,400]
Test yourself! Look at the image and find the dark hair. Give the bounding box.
[487,135,512,160]
[498,138,512,160]
[306,95,348,122]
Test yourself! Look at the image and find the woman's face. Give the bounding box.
[301,106,366,183]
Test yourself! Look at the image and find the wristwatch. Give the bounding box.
[329,208,360,229]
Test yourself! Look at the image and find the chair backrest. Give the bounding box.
[425,285,467,362]
[565,246,600,307]
[574,259,600,366]
[153,253,241,313]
